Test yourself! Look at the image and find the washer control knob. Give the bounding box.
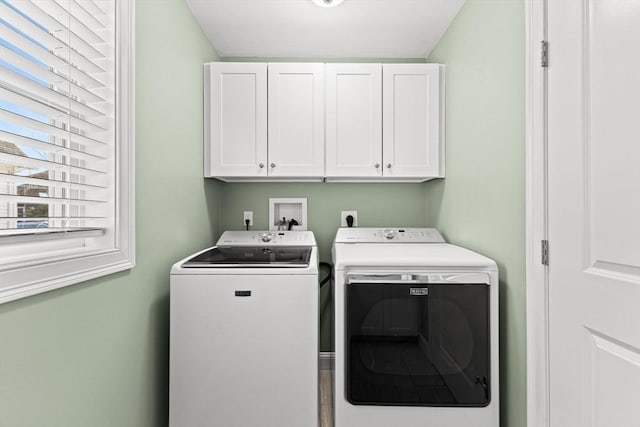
[270,163,276,168]
[383,229,397,240]
[258,163,265,168]
[374,163,380,168]
[386,163,392,169]
[260,232,273,242]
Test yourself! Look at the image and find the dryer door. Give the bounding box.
[346,274,490,407]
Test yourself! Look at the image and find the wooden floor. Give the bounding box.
[319,370,334,427]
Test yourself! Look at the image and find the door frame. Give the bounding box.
[525,0,549,427]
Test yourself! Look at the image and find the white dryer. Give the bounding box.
[332,227,499,427]
[170,231,318,427]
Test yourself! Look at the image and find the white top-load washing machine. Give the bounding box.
[332,227,499,427]
[170,231,318,427]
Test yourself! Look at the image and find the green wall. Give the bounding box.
[0,1,221,426]
[426,1,526,426]
[219,182,428,351]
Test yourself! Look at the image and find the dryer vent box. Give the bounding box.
[269,198,307,231]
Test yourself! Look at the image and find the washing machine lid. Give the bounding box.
[182,245,312,268]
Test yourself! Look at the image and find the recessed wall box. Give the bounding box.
[269,198,308,231]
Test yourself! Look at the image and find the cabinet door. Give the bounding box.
[325,64,382,178]
[268,63,324,177]
[382,64,443,178]
[204,63,267,178]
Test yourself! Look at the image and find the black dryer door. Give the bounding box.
[346,277,490,407]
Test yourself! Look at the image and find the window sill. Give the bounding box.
[0,247,135,304]
[0,228,105,245]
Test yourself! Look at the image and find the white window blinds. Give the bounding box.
[0,0,115,239]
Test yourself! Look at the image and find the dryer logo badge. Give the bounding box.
[410,287,429,296]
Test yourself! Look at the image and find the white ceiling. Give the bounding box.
[185,0,466,59]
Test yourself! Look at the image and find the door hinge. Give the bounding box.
[541,41,549,67]
[541,240,549,265]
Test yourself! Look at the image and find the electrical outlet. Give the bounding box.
[243,211,253,226]
[341,211,358,227]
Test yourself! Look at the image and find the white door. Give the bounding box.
[548,1,640,426]
[382,64,443,178]
[205,62,267,177]
[325,64,382,178]
[268,63,324,177]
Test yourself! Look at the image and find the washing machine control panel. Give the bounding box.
[334,227,445,243]
[217,230,317,246]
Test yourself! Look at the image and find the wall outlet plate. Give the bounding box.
[243,211,253,226]
[341,211,358,227]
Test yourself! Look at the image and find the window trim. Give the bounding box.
[0,0,135,304]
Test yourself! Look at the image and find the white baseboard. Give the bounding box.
[319,351,335,371]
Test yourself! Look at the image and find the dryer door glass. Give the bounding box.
[346,282,490,407]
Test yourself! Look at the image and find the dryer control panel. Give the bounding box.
[334,227,445,243]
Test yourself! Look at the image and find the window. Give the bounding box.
[0,0,134,303]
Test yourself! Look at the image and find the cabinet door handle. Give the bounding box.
[386,163,392,168]
[258,163,264,168]
[270,163,276,168]
[374,163,380,168]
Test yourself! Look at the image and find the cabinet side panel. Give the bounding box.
[204,64,213,176]
[336,75,377,167]
[383,64,442,178]
[268,63,325,177]
[273,74,314,164]
[325,64,382,177]
[220,74,260,166]
[207,63,267,177]
[391,73,430,167]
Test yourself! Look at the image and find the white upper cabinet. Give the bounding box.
[325,64,383,178]
[268,63,324,178]
[382,64,444,178]
[326,63,444,181]
[204,62,267,178]
[204,62,444,182]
